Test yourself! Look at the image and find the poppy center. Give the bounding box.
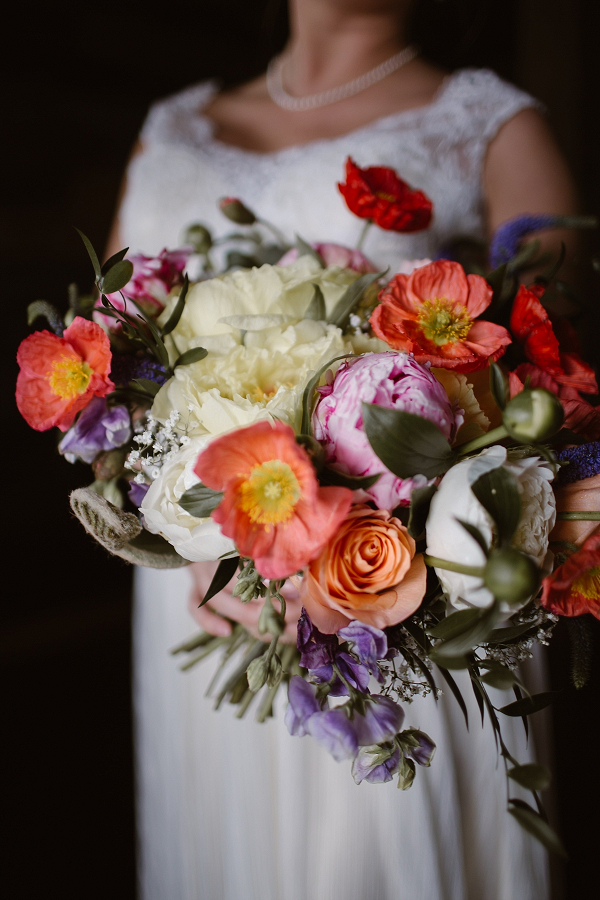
[375,191,397,203]
[239,459,301,527]
[417,298,472,346]
[48,357,92,399]
[571,565,600,600]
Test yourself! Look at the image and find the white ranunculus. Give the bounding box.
[152,319,350,437]
[425,446,556,611]
[157,256,360,358]
[140,436,234,562]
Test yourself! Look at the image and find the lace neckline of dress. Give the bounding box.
[192,71,458,159]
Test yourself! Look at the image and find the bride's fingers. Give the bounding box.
[188,587,233,637]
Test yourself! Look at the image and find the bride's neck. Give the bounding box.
[284,0,411,94]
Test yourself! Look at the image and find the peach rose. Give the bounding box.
[550,472,600,546]
[298,505,427,633]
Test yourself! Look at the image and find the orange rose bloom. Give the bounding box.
[299,505,427,633]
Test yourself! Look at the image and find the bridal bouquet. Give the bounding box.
[16,158,600,855]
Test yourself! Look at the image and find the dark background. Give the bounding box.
[2,1,599,897]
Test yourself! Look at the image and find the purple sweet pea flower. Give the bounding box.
[351,744,400,784]
[128,481,150,509]
[285,676,359,760]
[297,609,338,670]
[59,397,131,464]
[337,621,388,676]
[402,729,436,767]
[297,610,371,696]
[284,676,321,737]
[353,696,405,745]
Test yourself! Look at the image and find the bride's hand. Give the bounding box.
[188,560,302,644]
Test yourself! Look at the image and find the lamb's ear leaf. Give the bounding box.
[198,556,240,608]
[362,404,456,479]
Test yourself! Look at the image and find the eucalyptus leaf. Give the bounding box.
[428,650,470,669]
[319,468,381,490]
[508,801,566,857]
[485,622,537,644]
[198,556,240,608]
[489,362,508,411]
[327,270,384,330]
[429,607,484,641]
[98,259,134,295]
[130,378,161,397]
[101,247,129,275]
[75,227,101,279]
[179,483,224,518]
[408,483,437,539]
[508,238,541,272]
[304,283,326,320]
[174,347,209,368]
[498,691,559,717]
[508,763,551,792]
[471,465,521,545]
[162,275,189,335]
[295,233,324,266]
[363,404,457,480]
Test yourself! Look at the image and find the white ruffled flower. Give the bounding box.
[425,446,556,611]
[140,436,234,562]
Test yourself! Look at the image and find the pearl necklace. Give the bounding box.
[266,45,418,112]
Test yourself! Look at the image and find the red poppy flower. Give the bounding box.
[511,364,600,441]
[16,317,114,432]
[194,420,352,580]
[510,285,597,394]
[541,532,600,619]
[338,158,432,233]
[370,259,511,372]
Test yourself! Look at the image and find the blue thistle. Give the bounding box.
[555,442,600,484]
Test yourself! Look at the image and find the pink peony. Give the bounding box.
[313,352,464,509]
[278,243,378,274]
[96,247,192,324]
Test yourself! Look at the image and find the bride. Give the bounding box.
[107,1,576,897]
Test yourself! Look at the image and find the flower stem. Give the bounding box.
[356,219,373,252]
[457,425,510,456]
[423,554,485,577]
[256,216,289,247]
[556,511,600,520]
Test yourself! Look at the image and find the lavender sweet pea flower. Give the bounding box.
[351,744,400,784]
[59,397,131,464]
[402,729,436,767]
[128,481,150,509]
[353,696,405,745]
[338,621,388,675]
[284,676,321,737]
[285,676,359,760]
[297,609,338,670]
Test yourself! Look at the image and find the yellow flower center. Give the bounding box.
[375,191,397,203]
[417,298,472,346]
[238,460,301,527]
[571,566,600,600]
[48,357,93,399]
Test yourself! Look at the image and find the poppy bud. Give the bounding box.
[182,223,213,254]
[483,547,539,605]
[502,388,564,443]
[219,197,257,225]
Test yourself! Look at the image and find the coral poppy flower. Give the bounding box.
[510,285,598,394]
[194,420,352,580]
[338,158,432,233]
[16,317,114,432]
[370,259,511,373]
[541,532,600,619]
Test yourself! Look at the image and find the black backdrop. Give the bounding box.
[2,1,600,897]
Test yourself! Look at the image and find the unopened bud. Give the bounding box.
[483,547,539,604]
[219,197,256,225]
[258,598,284,636]
[92,447,127,480]
[247,655,269,692]
[503,388,564,443]
[182,223,213,254]
[266,654,283,688]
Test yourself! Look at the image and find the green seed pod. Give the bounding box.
[503,388,564,443]
[483,547,539,605]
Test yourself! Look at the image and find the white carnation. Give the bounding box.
[426,446,556,611]
[140,436,234,562]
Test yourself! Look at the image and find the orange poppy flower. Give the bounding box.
[370,260,511,373]
[541,532,600,619]
[16,317,113,432]
[194,420,353,580]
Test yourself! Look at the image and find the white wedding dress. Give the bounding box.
[120,69,550,900]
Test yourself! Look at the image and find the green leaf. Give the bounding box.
[437,666,469,728]
[471,465,521,545]
[429,607,484,641]
[430,603,499,658]
[485,622,538,644]
[162,275,190,335]
[101,247,129,275]
[362,405,457,480]
[319,468,380,490]
[508,238,542,272]
[396,754,416,790]
[198,556,240,608]
[408,483,437,539]
[508,801,566,857]
[174,347,209,368]
[300,354,354,435]
[455,518,489,557]
[226,250,258,269]
[429,651,470,669]
[75,227,101,279]
[304,283,326,320]
[130,378,161,397]
[508,763,551,792]
[27,300,64,334]
[98,259,134,295]
[178,483,224,518]
[480,661,518,690]
[295,233,324,266]
[498,691,559,717]
[489,362,508,411]
[327,271,384,330]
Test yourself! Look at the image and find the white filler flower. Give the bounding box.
[426,445,556,611]
[141,436,234,562]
